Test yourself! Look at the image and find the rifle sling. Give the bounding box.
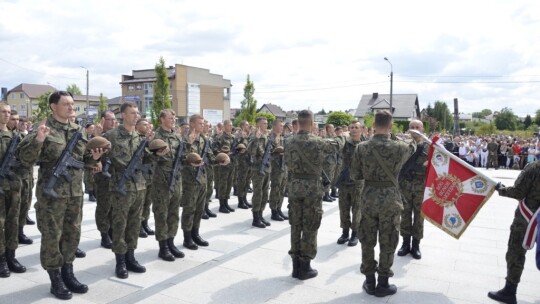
[371,148,400,189]
[288,146,321,178]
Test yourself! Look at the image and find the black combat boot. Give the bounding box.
[26,215,35,225]
[238,196,249,209]
[88,191,96,202]
[158,240,175,261]
[0,254,10,278]
[125,249,146,273]
[5,249,26,273]
[139,225,148,238]
[247,186,253,193]
[115,253,128,279]
[101,232,112,249]
[291,256,299,278]
[277,208,289,220]
[488,280,517,304]
[61,263,88,293]
[201,212,209,220]
[374,275,397,297]
[337,228,350,245]
[397,236,411,257]
[191,228,209,247]
[142,220,155,235]
[271,209,284,221]
[323,191,333,202]
[297,259,318,280]
[75,248,86,258]
[233,187,238,196]
[18,227,33,244]
[259,211,271,226]
[218,199,230,213]
[252,211,266,228]
[244,196,252,208]
[205,204,217,217]
[330,187,339,198]
[363,274,376,295]
[167,238,185,258]
[48,269,72,300]
[411,238,422,259]
[348,231,359,247]
[183,230,198,250]
[224,199,235,212]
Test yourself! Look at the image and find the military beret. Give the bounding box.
[216,152,230,164]
[186,152,203,164]
[149,139,168,152]
[86,136,111,150]
[273,146,284,154]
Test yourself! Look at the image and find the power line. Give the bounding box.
[397,80,540,84]
[0,58,81,80]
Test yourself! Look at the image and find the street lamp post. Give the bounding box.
[384,57,393,114]
[81,66,89,122]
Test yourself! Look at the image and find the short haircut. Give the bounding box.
[223,119,232,126]
[255,116,267,124]
[240,120,249,127]
[189,114,204,124]
[374,110,393,129]
[325,124,334,131]
[49,91,73,105]
[273,119,283,126]
[159,109,176,118]
[85,123,94,129]
[101,110,115,118]
[297,110,313,127]
[292,119,298,126]
[136,118,148,126]
[120,101,137,113]
[10,110,18,115]
[349,120,359,126]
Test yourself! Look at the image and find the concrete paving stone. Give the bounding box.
[135,293,194,304]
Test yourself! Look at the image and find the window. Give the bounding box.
[20,93,24,99]
[128,85,134,91]
[20,105,25,110]
[144,83,153,95]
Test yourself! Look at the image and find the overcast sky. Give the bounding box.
[1,0,539,117]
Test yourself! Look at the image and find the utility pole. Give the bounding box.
[384,57,393,114]
[81,66,89,123]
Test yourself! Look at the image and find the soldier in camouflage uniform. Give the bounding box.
[322,124,338,202]
[330,126,346,199]
[269,120,288,221]
[203,121,217,219]
[351,110,415,297]
[488,162,540,304]
[397,120,429,260]
[151,110,185,261]
[83,123,97,202]
[335,121,365,247]
[104,102,165,279]
[215,120,236,213]
[136,119,155,237]
[0,103,26,278]
[233,121,252,209]
[94,111,117,249]
[16,92,106,299]
[486,137,499,169]
[248,117,273,228]
[285,110,336,280]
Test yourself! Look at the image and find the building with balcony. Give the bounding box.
[120,64,232,124]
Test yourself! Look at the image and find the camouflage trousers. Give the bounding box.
[35,196,82,270]
[235,160,251,197]
[332,160,343,186]
[505,207,536,284]
[0,186,21,254]
[288,194,323,261]
[94,177,112,234]
[18,174,33,230]
[338,183,363,231]
[359,188,403,277]
[205,166,214,203]
[487,153,498,168]
[399,179,425,240]
[83,169,95,193]
[181,181,206,231]
[216,164,234,200]
[111,190,145,254]
[322,162,336,192]
[152,169,181,241]
[251,172,270,212]
[141,182,153,221]
[269,166,286,210]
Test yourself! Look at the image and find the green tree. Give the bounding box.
[426,103,434,117]
[66,83,82,96]
[363,112,374,128]
[472,108,492,118]
[476,122,496,135]
[95,93,108,122]
[34,91,53,120]
[494,107,517,130]
[326,111,354,127]
[523,115,532,129]
[234,75,258,126]
[535,109,540,126]
[254,112,276,128]
[151,57,172,127]
[432,101,454,131]
[317,108,327,115]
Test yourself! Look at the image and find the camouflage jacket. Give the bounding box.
[398,140,430,183]
[154,127,183,172]
[248,133,273,175]
[337,137,363,186]
[498,161,540,212]
[181,133,214,184]
[270,133,285,173]
[0,129,20,192]
[16,116,89,198]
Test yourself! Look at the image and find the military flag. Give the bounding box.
[418,134,497,239]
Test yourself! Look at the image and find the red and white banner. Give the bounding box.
[421,136,497,239]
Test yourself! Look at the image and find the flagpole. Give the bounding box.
[409,130,498,184]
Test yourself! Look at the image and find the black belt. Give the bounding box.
[364,180,394,187]
[291,173,319,180]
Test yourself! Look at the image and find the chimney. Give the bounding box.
[372,92,378,99]
[1,87,7,101]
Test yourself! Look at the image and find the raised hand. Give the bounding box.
[35,117,51,143]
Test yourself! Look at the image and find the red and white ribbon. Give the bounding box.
[519,199,539,250]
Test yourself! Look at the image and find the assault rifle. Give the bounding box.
[259,133,274,176]
[195,137,209,185]
[0,134,21,195]
[114,139,148,196]
[168,141,184,192]
[100,157,112,179]
[321,169,331,188]
[43,132,85,198]
[399,143,427,181]
[334,167,350,188]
